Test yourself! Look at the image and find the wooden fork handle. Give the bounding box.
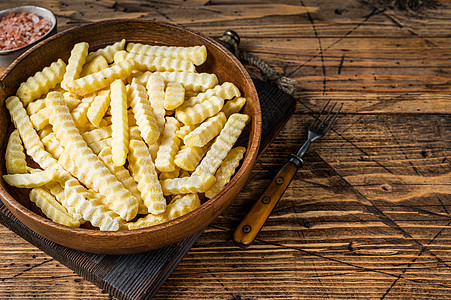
[233,157,302,247]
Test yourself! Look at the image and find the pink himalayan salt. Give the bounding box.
[0,12,52,51]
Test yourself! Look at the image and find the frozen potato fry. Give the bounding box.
[192,113,249,177]
[6,96,49,164]
[153,71,217,93]
[128,140,166,214]
[174,145,207,172]
[178,82,240,111]
[146,74,166,133]
[16,59,66,106]
[175,95,224,125]
[26,98,46,115]
[98,147,148,214]
[159,167,180,180]
[41,132,64,159]
[3,167,57,188]
[183,112,227,147]
[30,187,81,227]
[63,92,82,112]
[62,42,89,90]
[80,54,108,77]
[222,97,246,118]
[175,124,197,139]
[86,39,126,64]
[160,174,216,196]
[46,92,138,221]
[127,43,207,66]
[205,146,246,198]
[64,59,136,96]
[155,117,181,173]
[71,95,95,128]
[128,193,200,229]
[164,82,185,110]
[87,137,112,155]
[110,79,129,166]
[5,129,27,174]
[82,125,112,143]
[29,107,50,130]
[44,180,85,223]
[64,179,125,231]
[87,89,110,127]
[128,78,159,144]
[114,50,196,72]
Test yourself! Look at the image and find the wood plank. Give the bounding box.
[1,0,450,299]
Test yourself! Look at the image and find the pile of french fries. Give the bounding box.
[3,39,249,231]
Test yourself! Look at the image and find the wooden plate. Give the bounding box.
[0,20,261,254]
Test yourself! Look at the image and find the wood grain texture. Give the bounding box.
[1,0,450,299]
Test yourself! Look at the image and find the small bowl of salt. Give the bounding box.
[0,6,56,68]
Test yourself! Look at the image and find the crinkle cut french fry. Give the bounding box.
[42,132,64,159]
[85,39,126,64]
[176,124,197,139]
[26,98,46,115]
[146,74,166,133]
[127,43,207,66]
[114,50,196,73]
[183,112,227,147]
[16,59,66,106]
[160,175,216,196]
[153,71,217,93]
[110,79,129,166]
[63,92,82,112]
[71,95,95,128]
[159,166,180,180]
[222,97,246,118]
[46,91,138,221]
[175,95,224,125]
[5,129,28,174]
[178,82,240,111]
[64,59,136,96]
[3,168,57,188]
[174,145,207,172]
[87,137,112,155]
[129,126,143,141]
[5,96,55,170]
[128,78,160,145]
[155,117,181,173]
[30,187,80,227]
[64,179,125,231]
[164,82,185,110]
[80,54,108,77]
[128,193,200,230]
[38,125,53,140]
[192,113,249,177]
[128,140,166,215]
[205,146,246,198]
[62,42,89,90]
[98,147,148,214]
[44,180,85,222]
[82,125,112,143]
[29,107,49,131]
[87,89,110,127]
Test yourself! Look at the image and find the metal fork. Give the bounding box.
[233,101,342,247]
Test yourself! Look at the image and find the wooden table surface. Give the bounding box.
[1,0,450,299]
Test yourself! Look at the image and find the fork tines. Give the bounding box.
[309,100,343,135]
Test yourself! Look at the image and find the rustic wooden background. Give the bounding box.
[1,0,450,299]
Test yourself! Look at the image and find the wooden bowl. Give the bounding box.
[0,20,261,254]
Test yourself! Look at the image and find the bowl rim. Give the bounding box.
[0,19,261,240]
[0,5,57,55]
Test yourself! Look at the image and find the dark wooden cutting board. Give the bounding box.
[0,77,296,300]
